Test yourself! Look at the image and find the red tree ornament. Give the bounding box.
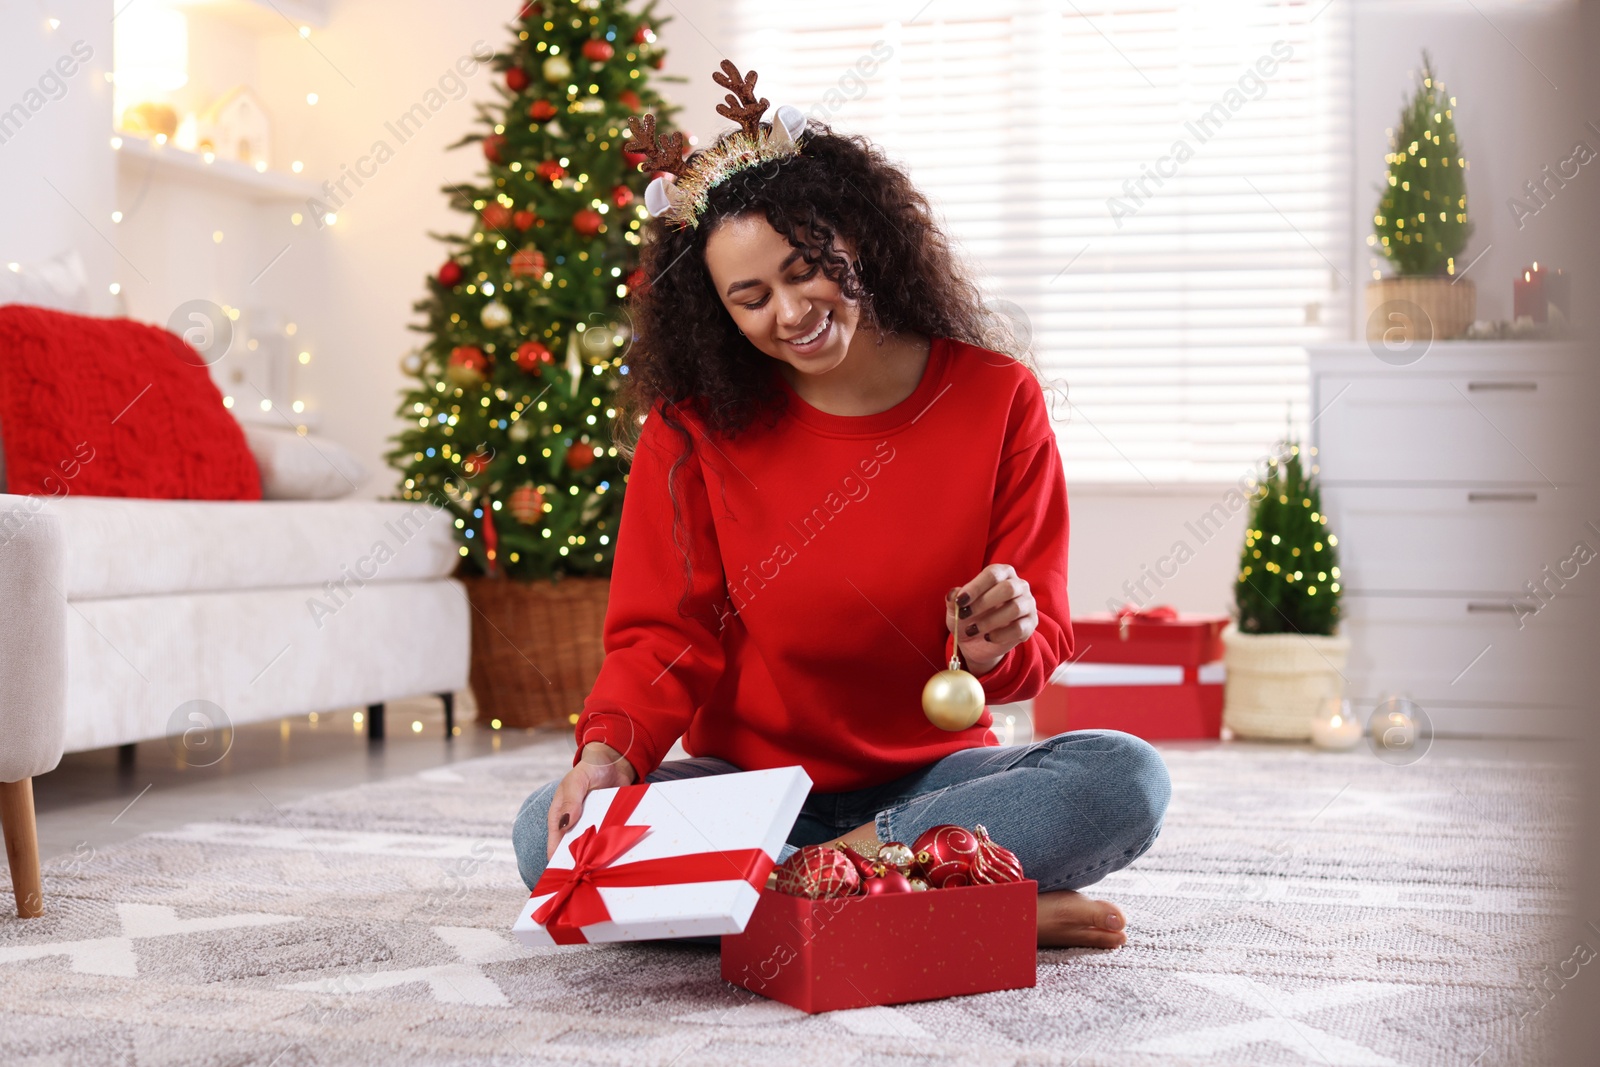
[582,39,614,63]
[622,146,648,168]
[618,89,641,113]
[632,25,653,44]
[970,825,1025,885]
[610,185,634,209]
[528,98,558,122]
[437,260,464,288]
[773,845,860,899]
[571,208,603,237]
[510,247,547,278]
[481,203,512,230]
[446,345,488,387]
[565,440,597,471]
[911,824,981,889]
[508,483,545,524]
[519,2,541,19]
[482,133,506,164]
[536,160,566,182]
[512,209,536,230]
[514,340,553,373]
[461,448,493,478]
[624,267,649,293]
[863,869,913,895]
[505,68,530,92]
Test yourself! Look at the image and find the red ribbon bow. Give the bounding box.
[529,783,777,944]
[1114,603,1178,640]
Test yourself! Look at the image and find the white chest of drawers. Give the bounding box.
[1307,341,1595,737]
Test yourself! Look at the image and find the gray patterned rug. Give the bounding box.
[0,738,1575,1066]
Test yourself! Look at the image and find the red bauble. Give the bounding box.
[618,89,642,113]
[528,98,558,122]
[512,209,536,230]
[518,2,541,19]
[610,184,634,209]
[863,869,913,895]
[632,25,653,45]
[513,340,553,373]
[624,267,649,293]
[510,247,546,278]
[565,441,598,471]
[446,345,488,386]
[481,203,512,231]
[508,483,545,524]
[773,845,860,900]
[582,39,614,63]
[911,824,981,889]
[653,55,665,71]
[571,208,603,237]
[461,448,492,478]
[482,133,506,164]
[971,825,1025,885]
[536,160,566,182]
[437,260,464,288]
[505,67,530,92]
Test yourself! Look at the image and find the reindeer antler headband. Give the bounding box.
[624,60,806,231]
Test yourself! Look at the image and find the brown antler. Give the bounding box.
[711,59,768,139]
[623,114,688,176]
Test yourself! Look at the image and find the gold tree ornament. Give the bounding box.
[922,616,985,731]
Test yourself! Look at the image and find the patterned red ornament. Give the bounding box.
[505,68,530,92]
[773,845,860,899]
[911,824,980,889]
[437,260,464,288]
[971,825,1025,884]
[582,39,614,62]
[513,340,553,373]
[512,209,537,230]
[863,869,913,895]
[571,208,604,237]
[618,89,641,113]
[832,845,877,882]
[446,345,488,387]
[482,133,506,164]
[564,440,597,471]
[536,159,566,182]
[508,484,545,524]
[481,203,512,231]
[510,247,546,278]
[610,184,634,209]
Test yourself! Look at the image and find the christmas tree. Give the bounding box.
[1233,443,1341,636]
[388,0,684,580]
[1371,50,1472,277]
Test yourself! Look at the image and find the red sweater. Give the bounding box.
[574,335,1074,792]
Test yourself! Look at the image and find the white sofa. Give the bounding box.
[0,492,470,917]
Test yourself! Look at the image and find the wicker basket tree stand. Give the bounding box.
[462,574,611,729]
[1221,628,1349,741]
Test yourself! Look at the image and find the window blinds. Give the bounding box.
[726,0,1352,482]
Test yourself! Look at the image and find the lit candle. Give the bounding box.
[1310,697,1362,750]
[1513,262,1546,322]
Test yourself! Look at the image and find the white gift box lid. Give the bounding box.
[512,765,811,947]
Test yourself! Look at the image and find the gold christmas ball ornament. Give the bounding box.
[480,300,512,331]
[877,842,916,873]
[922,669,984,730]
[542,55,572,84]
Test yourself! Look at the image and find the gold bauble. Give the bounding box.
[922,668,984,731]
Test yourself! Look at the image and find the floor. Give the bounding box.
[29,695,1571,865]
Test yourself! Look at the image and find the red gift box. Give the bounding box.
[721,880,1037,1012]
[1033,607,1228,741]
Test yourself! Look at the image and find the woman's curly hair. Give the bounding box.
[612,117,1045,619]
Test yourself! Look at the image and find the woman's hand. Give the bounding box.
[946,563,1038,676]
[546,741,637,858]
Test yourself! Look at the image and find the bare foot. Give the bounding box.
[1036,889,1128,949]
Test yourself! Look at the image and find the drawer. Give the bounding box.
[1338,593,1589,714]
[1313,372,1593,485]
[1321,486,1593,594]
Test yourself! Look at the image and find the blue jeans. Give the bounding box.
[511,730,1171,895]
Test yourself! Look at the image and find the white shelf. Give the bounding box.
[115,135,320,203]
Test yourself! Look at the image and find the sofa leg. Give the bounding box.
[117,743,136,770]
[439,692,455,739]
[1,778,43,918]
[367,703,385,742]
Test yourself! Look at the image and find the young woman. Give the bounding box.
[511,64,1170,949]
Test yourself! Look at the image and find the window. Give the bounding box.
[729,0,1352,481]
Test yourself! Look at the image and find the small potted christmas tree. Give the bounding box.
[1221,443,1349,740]
[1366,49,1476,342]
[388,0,681,728]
